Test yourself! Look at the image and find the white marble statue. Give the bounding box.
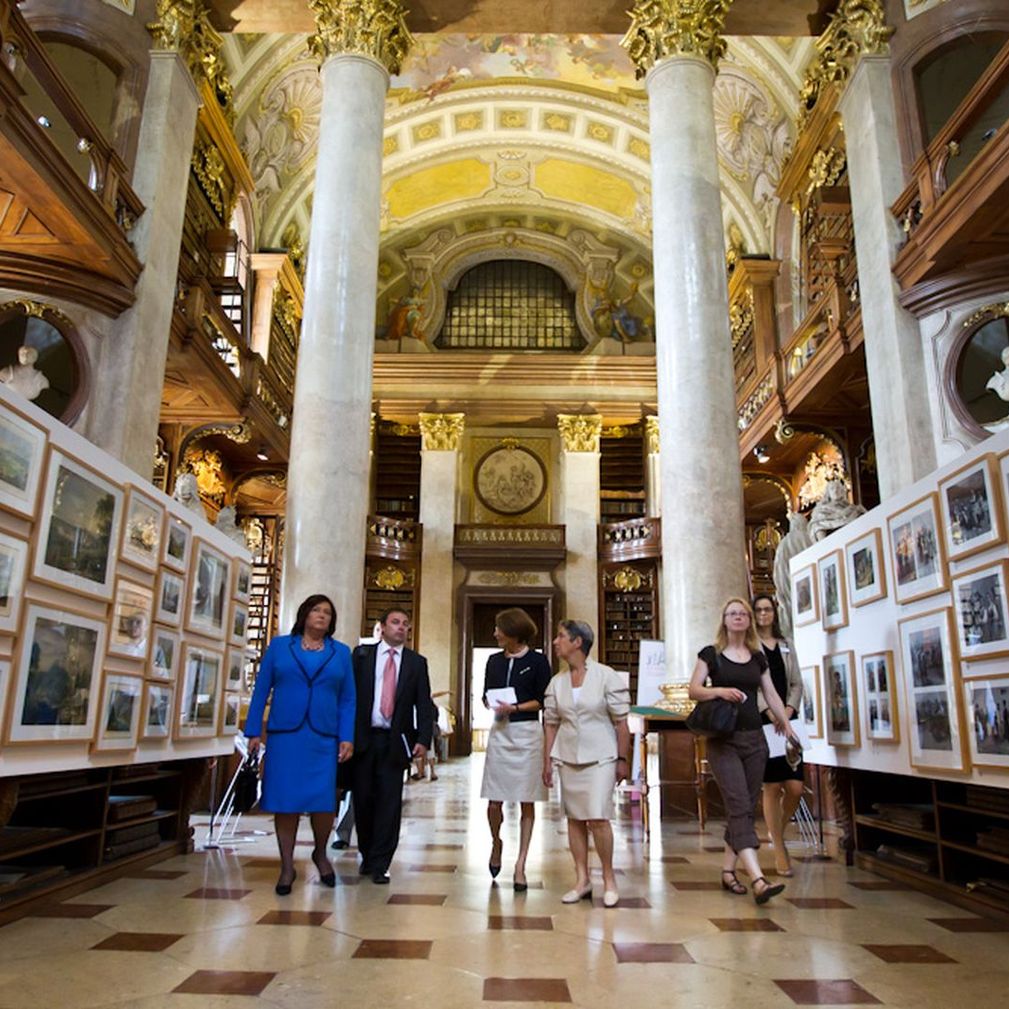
[808,479,866,543]
[215,505,246,545]
[773,512,813,640]
[0,346,49,401]
[172,472,207,520]
[986,347,1009,401]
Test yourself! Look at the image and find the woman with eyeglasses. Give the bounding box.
[688,597,799,905]
[753,593,805,877]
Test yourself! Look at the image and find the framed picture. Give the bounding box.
[792,563,819,628]
[964,676,1009,771]
[6,604,106,744]
[887,492,947,604]
[155,569,184,627]
[149,625,180,681]
[92,673,143,752]
[861,650,900,743]
[230,602,248,646]
[176,643,223,738]
[824,650,859,747]
[141,681,173,740]
[108,579,154,659]
[233,559,251,604]
[800,664,822,739]
[225,646,244,689]
[186,539,230,638]
[0,659,9,740]
[898,607,968,773]
[119,485,164,573]
[938,454,1004,562]
[221,692,241,735]
[818,550,848,631]
[162,515,192,573]
[845,528,887,608]
[0,530,29,633]
[0,404,47,518]
[952,560,1009,660]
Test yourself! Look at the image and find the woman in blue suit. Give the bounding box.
[246,594,356,895]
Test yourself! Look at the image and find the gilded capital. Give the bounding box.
[307,0,413,74]
[557,414,603,453]
[620,0,731,78]
[147,0,226,90]
[419,412,465,451]
[644,415,660,455]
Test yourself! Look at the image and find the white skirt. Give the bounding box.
[557,760,617,821]
[481,718,547,803]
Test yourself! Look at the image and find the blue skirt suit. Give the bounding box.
[244,635,356,814]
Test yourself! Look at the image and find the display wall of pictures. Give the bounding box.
[230,602,248,647]
[93,673,143,752]
[233,559,251,604]
[952,560,1009,660]
[824,650,859,747]
[33,451,123,600]
[793,563,819,627]
[898,607,968,772]
[818,550,848,631]
[845,528,887,608]
[150,626,180,681]
[963,676,1009,771]
[162,515,192,573]
[187,539,230,637]
[155,569,184,627]
[141,682,173,740]
[861,650,900,743]
[221,692,240,734]
[0,530,29,633]
[119,485,164,573]
[887,492,947,604]
[108,579,154,659]
[6,604,107,743]
[0,406,46,518]
[938,454,1004,563]
[176,643,223,738]
[800,665,822,739]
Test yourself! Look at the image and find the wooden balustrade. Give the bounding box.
[367,515,422,562]
[598,515,661,563]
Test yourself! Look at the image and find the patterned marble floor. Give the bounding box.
[2,756,1007,1008]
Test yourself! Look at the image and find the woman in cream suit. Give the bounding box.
[543,620,630,908]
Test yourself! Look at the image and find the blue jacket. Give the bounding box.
[244,635,356,742]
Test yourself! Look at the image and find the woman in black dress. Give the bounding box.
[689,597,799,905]
[753,593,804,877]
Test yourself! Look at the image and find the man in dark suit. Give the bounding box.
[350,607,433,883]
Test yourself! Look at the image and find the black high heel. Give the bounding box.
[489,838,502,879]
[275,869,297,896]
[312,848,336,888]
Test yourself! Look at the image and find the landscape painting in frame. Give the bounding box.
[938,454,1004,562]
[0,403,46,518]
[149,626,180,681]
[162,515,191,572]
[93,673,143,752]
[142,682,173,740]
[120,485,164,572]
[156,569,184,627]
[187,540,230,638]
[861,650,899,743]
[964,676,1009,770]
[818,550,848,631]
[887,492,947,604]
[845,528,887,607]
[233,559,251,604]
[793,563,819,627]
[800,665,822,739]
[0,530,29,633]
[176,644,223,738]
[952,561,1009,661]
[824,651,859,747]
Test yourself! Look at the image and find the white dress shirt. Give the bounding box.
[371,643,402,728]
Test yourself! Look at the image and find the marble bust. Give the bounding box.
[986,347,1009,402]
[0,345,49,401]
[172,472,207,519]
[808,479,866,542]
[214,505,246,545]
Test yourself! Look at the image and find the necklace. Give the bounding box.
[301,636,325,651]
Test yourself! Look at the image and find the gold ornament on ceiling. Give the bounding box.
[147,0,226,91]
[557,413,603,453]
[418,412,465,452]
[621,0,732,77]
[307,0,413,74]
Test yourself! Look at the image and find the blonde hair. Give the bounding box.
[714,597,761,654]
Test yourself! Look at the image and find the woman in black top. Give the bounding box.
[689,597,799,905]
[479,608,553,892]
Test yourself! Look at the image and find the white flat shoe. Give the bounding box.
[602,890,619,908]
[561,885,593,904]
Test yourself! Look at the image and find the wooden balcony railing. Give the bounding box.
[454,524,566,567]
[367,515,422,562]
[598,516,661,563]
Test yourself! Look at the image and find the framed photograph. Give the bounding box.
[6,604,107,744]
[939,454,1004,562]
[186,539,230,638]
[845,528,887,608]
[0,659,9,740]
[162,515,192,573]
[0,404,47,518]
[233,559,251,604]
[119,485,164,573]
[176,643,223,738]
[108,579,154,659]
[155,569,184,627]
[221,692,241,735]
[861,650,900,743]
[887,492,947,604]
[824,650,859,747]
[792,563,819,627]
[149,625,180,682]
[33,450,123,600]
[818,550,848,631]
[800,664,822,739]
[898,607,968,773]
[225,646,244,689]
[0,530,29,633]
[952,560,1009,660]
[230,602,248,646]
[92,673,143,752]
[964,676,1009,771]
[141,681,173,740]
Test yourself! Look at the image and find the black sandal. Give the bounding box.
[752,876,785,905]
[720,870,747,895]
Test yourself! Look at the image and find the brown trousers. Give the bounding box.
[706,728,769,853]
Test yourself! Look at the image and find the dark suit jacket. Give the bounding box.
[351,642,433,768]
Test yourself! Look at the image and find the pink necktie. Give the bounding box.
[380,649,397,720]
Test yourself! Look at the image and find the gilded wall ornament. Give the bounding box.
[645,415,660,454]
[557,413,603,453]
[374,565,407,590]
[613,567,644,592]
[147,0,225,90]
[418,412,465,451]
[806,147,847,193]
[307,0,413,74]
[181,447,227,503]
[476,571,541,587]
[191,140,231,218]
[620,0,732,77]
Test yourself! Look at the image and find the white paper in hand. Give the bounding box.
[486,687,518,708]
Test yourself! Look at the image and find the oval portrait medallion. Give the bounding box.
[474,445,547,517]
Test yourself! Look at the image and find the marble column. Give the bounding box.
[644,415,661,517]
[557,414,602,632]
[417,413,464,695]
[622,2,748,675]
[280,1,412,635]
[839,53,937,498]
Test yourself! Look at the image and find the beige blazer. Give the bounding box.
[757,638,803,715]
[544,658,630,765]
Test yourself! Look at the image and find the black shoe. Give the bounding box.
[372,871,390,885]
[312,848,337,888]
[331,839,349,850]
[358,862,372,876]
[513,882,528,893]
[275,869,297,896]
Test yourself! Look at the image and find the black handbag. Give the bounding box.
[233,752,261,814]
[685,697,739,738]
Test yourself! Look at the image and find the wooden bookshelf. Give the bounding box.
[600,428,646,521]
[374,428,421,520]
[599,561,658,698]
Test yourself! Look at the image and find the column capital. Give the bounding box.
[557,414,603,453]
[644,415,661,454]
[620,0,731,78]
[307,0,413,74]
[147,1,226,91]
[419,412,465,451]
